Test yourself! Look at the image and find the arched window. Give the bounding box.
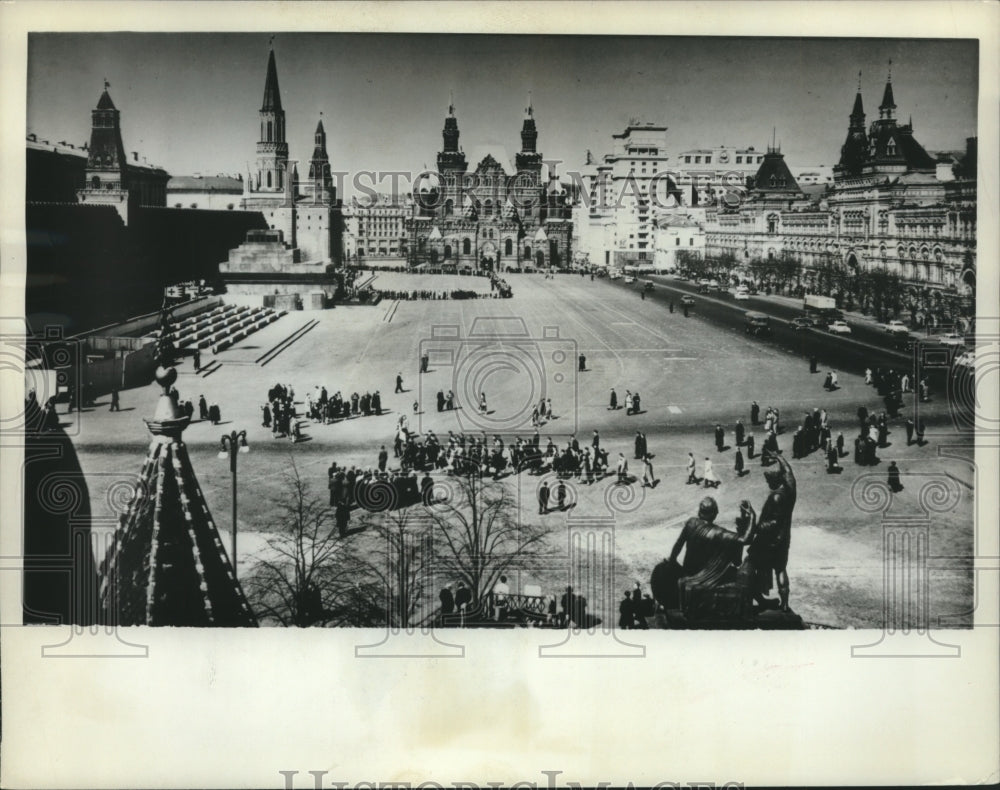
[769,175,777,188]
[887,139,897,156]
[525,245,532,260]
[462,238,471,255]
[505,238,513,256]
[444,244,452,260]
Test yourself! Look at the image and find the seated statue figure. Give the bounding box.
[651,497,748,622]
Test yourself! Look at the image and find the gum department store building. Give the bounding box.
[704,72,977,297]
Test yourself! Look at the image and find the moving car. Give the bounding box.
[609,270,622,280]
[734,287,750,301]
[745,311,772,337]
[939,331,966,347]
[886,320,909,335]
[624,275,636,284]
[827,320,852,334]
[791,316,815,330]
[680,294,695,306]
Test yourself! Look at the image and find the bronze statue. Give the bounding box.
[651,454,801,627]
[744,454,797,612]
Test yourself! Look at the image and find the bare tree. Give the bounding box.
[243,458,354,626]
[349,506,436,629]
[424,462,548,608]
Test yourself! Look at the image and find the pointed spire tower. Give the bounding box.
[307,115,333,204]
[879,60,896,120]
[436,94,467,218]
[98,306,257,626]
[835,70,869,180]
[253,47,289,193]
[515,93,544,219]
[77,80,133,222]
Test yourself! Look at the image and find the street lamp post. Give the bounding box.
[218,430,250,578]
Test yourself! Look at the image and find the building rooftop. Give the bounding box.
[168,175,244,192]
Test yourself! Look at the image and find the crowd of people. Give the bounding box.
[369,288,491,301]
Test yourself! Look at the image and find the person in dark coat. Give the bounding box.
[751,401,760,425]
[378,445,388,472]
[193,349,201,372]
[714,424,725,452]
[887,461,902,492]
[538,481,550,514]
[905,418,914,446]
[439,585,455,618]
[633,392,641,413]
[262,403,271,428]
[556,480,567,510]
[609,388,618,410]
[826,445,840,473]
[592,430,600,450]
[209,403,221,425]
[395,372,404,393]
[635,431,644,460]
[109,389,120,411]
[618,590,634,630]
[437,390,445,412]
[735,419,745,447]
[734,447,745,476]
[335,501,350,537]
[746,433,755,459]
[199,395,209,421]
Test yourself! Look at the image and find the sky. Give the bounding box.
[26,34,978,196]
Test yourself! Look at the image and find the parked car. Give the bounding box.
[624,275,636,284]
[939,332,966,347]
[886,320,909,334]
[680,295,695,306]
[791,316,814,330]
[827,320,852,334]
[734,287,750,301]
[609,270,622,280]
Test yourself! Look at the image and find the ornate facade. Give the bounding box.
[704,73,976,295]
[407,101,571,270]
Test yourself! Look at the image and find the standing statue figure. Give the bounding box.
[744,454,797,612]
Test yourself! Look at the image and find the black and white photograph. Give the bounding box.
[2,2,997,788]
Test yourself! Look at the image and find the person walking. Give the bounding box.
[609,388,618,411]
[395,372,404,393]
[199,394,209,421]
[905,418,914,446]
[624,390,633,415]
[109,388,120,412]
[746,433,755,459]
[556,480,567,510]
[887,461,903,492]
[634,431,644,460]
[616,453,629,484]
[193,349,201,373]
[714,424,725,452]
[686,452,697,484]
[592,430,600,450]
[641,454,656,488]
[378,445,388,472]
[702,457,720,488]
[735,419,745,447]
[734,447,745,476]
[751,401,760,425]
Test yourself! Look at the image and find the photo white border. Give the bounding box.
[1,2,998,787]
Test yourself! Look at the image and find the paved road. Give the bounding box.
[604,274,957,386]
